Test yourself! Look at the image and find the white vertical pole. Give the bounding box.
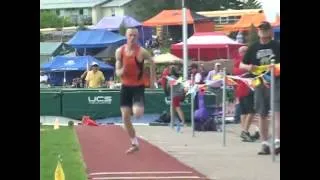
[191,89,195,137]
[270,59,276,162]
[170,84,174,129]
[63,71,66,87]
[182,0,188,80]
[222,67,227,146]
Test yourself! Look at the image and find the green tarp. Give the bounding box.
[62,90,121,120]
[40,89,217,121]
[61,90,176,120]
[40,92,62,116]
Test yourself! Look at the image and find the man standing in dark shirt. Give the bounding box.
[240,21,280,155]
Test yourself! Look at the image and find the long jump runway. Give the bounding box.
[76,125,208,180]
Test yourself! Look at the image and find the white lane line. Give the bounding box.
[91,176,201,180]
[90,171,193,176]
[114,123,150,126]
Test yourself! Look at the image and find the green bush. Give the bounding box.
[226,89,235,103]
[77,23,88,31]
[248,24,259,47]
[40,32,44,42]
[40,11,73,28]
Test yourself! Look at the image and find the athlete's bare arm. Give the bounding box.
[141,48,156,88]
[140,48,153,63]
[115,48,124,77]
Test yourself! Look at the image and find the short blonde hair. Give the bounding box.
[126,27,139,34]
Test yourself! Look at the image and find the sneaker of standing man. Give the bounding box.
[240,21,280,155]
[115,27,156,154]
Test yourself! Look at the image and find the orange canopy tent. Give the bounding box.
[223,13,266,32]
[143,9,214,32]
[272,15,280,27]
[143,9,194,26]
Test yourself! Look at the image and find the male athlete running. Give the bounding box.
[115,28,155,154]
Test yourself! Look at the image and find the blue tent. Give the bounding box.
[67,29,126,49]
[273,26,280,41]
[92,16,142,30]
[91,16,153,47]
[41,56,114,86]
[41,55,114,72]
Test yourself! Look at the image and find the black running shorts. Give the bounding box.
[120,85,145,108]
[239,91,255,115]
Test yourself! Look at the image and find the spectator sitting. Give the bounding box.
[205,62,223,81]
[190,63,202,85]
[205,63,223,106]
[40,71,50,88]
[199,64,208,83]
[71,78,82,88]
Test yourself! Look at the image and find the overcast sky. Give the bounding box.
[257,0,280,22]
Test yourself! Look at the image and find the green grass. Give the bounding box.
[40,126,87,180]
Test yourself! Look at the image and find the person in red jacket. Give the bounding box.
[233,46,259,142]
[160,66,170,97]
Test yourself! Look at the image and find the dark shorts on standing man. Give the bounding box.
[254,77,280,117]
[239,91,255,115]
[120,85,145,107]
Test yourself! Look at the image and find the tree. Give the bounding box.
[187,0,246,11]
[220,0,245,10]
[125,0,250,22]
[40,32,44,42]
[242,0,262,9]
[119,25,126,36]
[247,24,259,47]
[125,0,247,21]
[125,0,168,21]
[40,11,73,28]
[77,23,88,31]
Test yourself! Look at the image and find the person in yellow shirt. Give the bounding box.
[85,62,105,88]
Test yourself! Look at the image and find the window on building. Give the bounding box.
[79,9,83,15]
[220,17,228,24]
[83,9,89,16]
[56,10,60,16]
[213,17,220,24]
[59,10,65,17]
[228,16,237,24]
[212,16,242,25]
[111,8,115,16]
[69,8,77,15]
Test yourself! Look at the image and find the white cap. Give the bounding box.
[215,62,221,66]
[91,62,99,66]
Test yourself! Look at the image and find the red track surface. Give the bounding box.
[76,125,208,180]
